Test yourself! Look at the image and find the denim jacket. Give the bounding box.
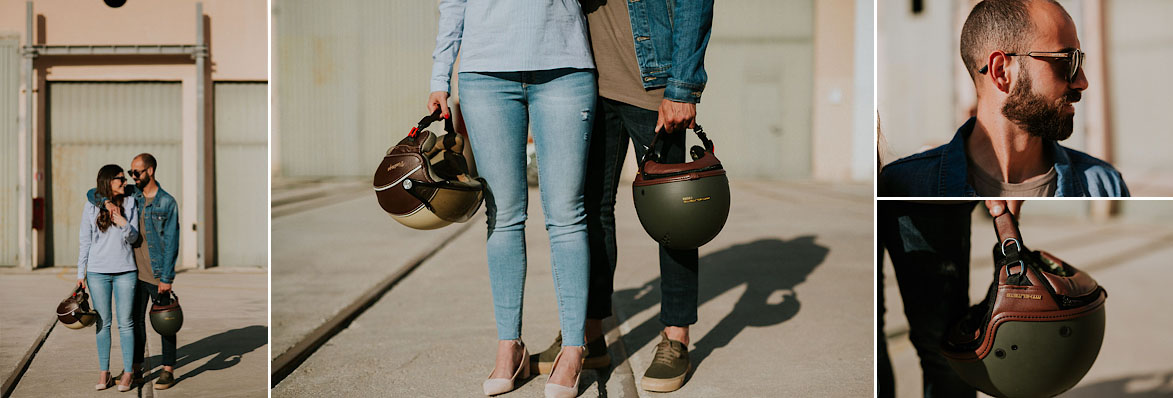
[626,0,714,103]
[88,183,180,283]
[878,117,1130,197]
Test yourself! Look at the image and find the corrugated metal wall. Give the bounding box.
[0,37,18,266]
[275,0,437,177]
[275,0,815,180]
[214,82,268,267]
[696,0,814,179]
[49,82,183,266]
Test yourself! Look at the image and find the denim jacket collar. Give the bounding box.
[941,117,1083,197]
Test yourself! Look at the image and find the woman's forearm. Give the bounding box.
[430,0,467,93]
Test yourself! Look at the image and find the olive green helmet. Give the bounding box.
[632,126,730,250]
[149,291,184,336]
[942,213,1107,398]
[57,285,97,330]
[374,109,484,230]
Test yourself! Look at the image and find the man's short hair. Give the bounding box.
[960,0,1061,80]
[135,153,158,171]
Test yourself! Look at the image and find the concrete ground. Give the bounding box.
[0,267,268,398]
[881,201,1173,398]
[271,180,874,397]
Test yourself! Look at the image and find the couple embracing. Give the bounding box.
[426,0,713,396]
[76,153,180,391]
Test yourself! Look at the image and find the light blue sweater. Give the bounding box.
[430,0,596,93]
[77,195,139,279]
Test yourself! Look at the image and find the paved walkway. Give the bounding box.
[272,180,874,397]
[881,202,1173,398]
[0,268,268,398]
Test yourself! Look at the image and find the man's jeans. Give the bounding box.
[132,280,177,368]
[458,68,596,346]
[877,201,977,398]
[584,97,699,327]
[87,271,137,373]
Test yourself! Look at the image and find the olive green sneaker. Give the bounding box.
[153,370,176,390]
[535,333,612,374]
[641,332,690,392]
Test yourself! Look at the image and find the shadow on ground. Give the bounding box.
[1064,370,1173,398]
[582,236,829,395]
[143,325,267,386]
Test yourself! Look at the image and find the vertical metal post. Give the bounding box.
[21,1,34,270]
[195,2,207,269]
[1083,0,1114,218]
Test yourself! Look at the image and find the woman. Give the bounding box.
[77,164,139,392]
[428,1,596,396]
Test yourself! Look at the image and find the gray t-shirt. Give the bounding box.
[584,0,664,111]
[968,160,1058,197]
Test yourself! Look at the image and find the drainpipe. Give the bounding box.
[195,2,208,269]
[21,2,34,270]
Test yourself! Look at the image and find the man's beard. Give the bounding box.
[1001,73,1079,141]
[135,175,151,187]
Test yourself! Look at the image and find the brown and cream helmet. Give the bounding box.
[373,109,484,230]
[57,285,97,330]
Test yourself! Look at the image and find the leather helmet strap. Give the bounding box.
[638,124,711,175]
[993,212,1023,250]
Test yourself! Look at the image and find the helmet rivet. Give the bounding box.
[1011,345,1018,350]
[403,180,413,190]
[994,349,1006,358]
[1060,326,1072,337]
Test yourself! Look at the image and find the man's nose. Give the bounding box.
[1070,65,1089,91]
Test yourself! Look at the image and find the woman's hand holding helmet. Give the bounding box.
[427,91,451,120]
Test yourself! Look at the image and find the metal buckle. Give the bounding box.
[1001,238,1026,276]
[1000,238,1020,256]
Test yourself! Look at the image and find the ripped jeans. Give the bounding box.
[457,69,596,346]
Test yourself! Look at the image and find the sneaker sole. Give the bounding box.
[536,354,612,374]
[641,363,691,393]
[154,383,174,390]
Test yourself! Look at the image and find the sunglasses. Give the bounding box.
[129,169,147,178]
[979,49,1084,83]
[114,176,127,183]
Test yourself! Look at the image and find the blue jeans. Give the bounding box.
[877,201,977,398]
[585,98,699,327]
[87,271,137,373]
[458,68,596,346]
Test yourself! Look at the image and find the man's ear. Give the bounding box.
[986,51,1013,93]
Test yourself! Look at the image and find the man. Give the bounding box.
[879,0,1128,197]
[88,153,181,389]
[533,0,713,393]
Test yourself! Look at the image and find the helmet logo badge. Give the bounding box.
[387,161,406,171]
[682,196,711,204]
[1005,293,1042,300]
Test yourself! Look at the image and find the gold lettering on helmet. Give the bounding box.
[387,161,406,171]
[1006,293,1042,300]
[682,196,711,204]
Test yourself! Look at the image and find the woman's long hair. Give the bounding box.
[95,164,125,232]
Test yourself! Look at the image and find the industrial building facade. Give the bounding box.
[0,0,267,269]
